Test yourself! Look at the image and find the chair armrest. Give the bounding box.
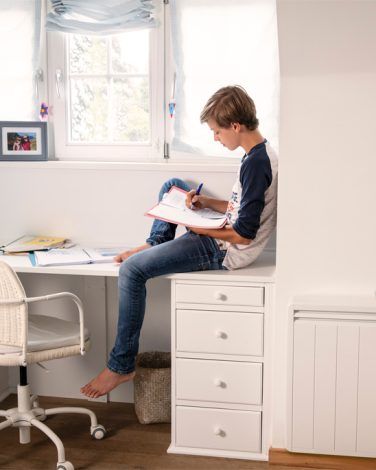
[0,293,86,354]
[28,292,86,354]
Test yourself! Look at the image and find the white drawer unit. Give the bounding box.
[176,309,264,356]
[175,282,264,307]
[176,406,262,453]
[176,358,263,405]
[168,259,275,461]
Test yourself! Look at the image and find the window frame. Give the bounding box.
[47,18,165,162]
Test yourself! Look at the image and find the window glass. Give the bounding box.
[111,31,149,74]
[67,31,150,144]
[69,36,107,75]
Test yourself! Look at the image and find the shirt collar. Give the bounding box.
[242,139,267,161]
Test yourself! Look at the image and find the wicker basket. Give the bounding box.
[134,351,171,424]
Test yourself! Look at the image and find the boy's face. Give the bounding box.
[207,118,240,151]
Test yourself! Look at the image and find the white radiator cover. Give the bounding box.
[287,296,376,458]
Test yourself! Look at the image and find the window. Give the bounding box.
[47,0,279,162]
[48,21,163,161]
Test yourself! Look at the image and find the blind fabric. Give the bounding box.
[169,0,280,157]
[46,0,157,35]
[0,0,42,120]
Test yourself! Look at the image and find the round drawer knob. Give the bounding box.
[213,378,225,388]
[213,427,225,437]
[214,291,226,301]
[215,330,227,339]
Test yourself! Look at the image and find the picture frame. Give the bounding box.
[0,121,48,162]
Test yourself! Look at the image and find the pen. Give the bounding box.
[190,182,203,209]
[195,182,203,196]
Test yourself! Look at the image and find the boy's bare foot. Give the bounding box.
[80,368,135,399]
[114,243,151,263]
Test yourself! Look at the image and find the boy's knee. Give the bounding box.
[161,177,189,193]
[119,257,144,284]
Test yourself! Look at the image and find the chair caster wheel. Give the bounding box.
[91,424,106,439]
[57,461,74,470]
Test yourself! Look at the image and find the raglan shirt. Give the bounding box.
[222,140,278,270]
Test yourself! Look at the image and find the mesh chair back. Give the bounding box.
[0,261,27,348]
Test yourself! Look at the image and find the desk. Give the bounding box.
[1,252,276,461]
[0,254,120,277]
[1,254,172,404]
[1,250,275,280]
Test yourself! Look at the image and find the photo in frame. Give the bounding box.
[0,121,48,161]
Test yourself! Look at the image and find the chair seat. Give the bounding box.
[0,314,90,354]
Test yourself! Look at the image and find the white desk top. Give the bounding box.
[0,251,276,282]
[0,254,120,277]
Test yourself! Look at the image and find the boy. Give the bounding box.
[81,85,278,398]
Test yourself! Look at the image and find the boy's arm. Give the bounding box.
[188,225,251,245]
[200,196,228,213]
[189,153,273,245]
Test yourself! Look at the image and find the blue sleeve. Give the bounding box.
[232,153,272,240]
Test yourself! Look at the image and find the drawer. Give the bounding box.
[176,283,264,307]
[176,309,263,356]
[176,358,262,405]
[176,406,261,453]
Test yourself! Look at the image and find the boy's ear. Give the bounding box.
[231,122,241,132]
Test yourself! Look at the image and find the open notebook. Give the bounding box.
[145,186,227,229]
[29,247,124,267]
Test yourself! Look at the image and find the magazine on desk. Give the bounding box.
[29,247,125,267]
[1,235,68,254]
[145,186,227,229]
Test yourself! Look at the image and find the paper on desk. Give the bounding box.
[32,247,120,267]
[33,248,92,266]
[161,188,225,219]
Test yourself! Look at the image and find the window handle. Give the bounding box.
[55,69,63,98]
[35,68,44,101]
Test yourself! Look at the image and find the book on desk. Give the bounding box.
[29,247,123,267]
[1,235,69,254]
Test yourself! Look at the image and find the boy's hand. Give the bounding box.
[186,190,207,210]
[113,244,151,263]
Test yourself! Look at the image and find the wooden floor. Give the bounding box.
[0,394,319,470]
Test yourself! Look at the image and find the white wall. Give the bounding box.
[275,0,376,447]
[0,162,237,247]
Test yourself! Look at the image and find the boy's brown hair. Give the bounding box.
[200,85,259,130]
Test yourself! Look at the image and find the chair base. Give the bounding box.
[0,384,106,470]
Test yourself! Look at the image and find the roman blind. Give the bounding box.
[0,0,43,120]
[46,0,157,35]
[169,0,279,157]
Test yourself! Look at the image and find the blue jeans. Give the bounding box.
[108,178,227,374]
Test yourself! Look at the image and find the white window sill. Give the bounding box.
[0,158,240,173]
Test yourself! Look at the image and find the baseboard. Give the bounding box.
[269,448,376,469]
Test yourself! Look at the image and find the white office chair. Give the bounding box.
[0,261,106,470]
